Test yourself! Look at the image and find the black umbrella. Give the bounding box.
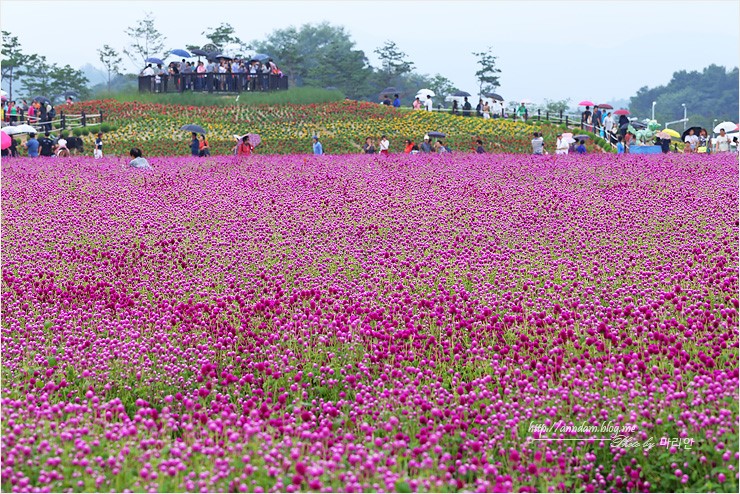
[620,121,647,131]
[486,93,504,101]
[681,126,703,140]
[181,124,207,134]
[215,54,233,60]
[34,96,51,105]
[427,131,446,138]
[452,90,471,97]
[379,87,398,96]
[574,135,590,140]
[191,49,210,57]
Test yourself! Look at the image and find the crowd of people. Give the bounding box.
[1,130,93,158]
[140,57,284,93]
[1,99,60,132]
[312,134,454,156]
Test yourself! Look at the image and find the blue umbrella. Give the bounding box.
[171,49,191,58]
[252,53,270,62]
[145,57,165,65]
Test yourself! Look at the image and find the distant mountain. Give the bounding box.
[79,64,107,87]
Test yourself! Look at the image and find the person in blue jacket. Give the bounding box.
[312,136,323,155]
[190,132,200,156]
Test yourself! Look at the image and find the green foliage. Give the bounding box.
[252,22,371,97]
[629,64,739,130]
[108,86,344,106]
[202,23,249,54]
[374,40,415,87]
[2,30,41,102]
[98,44,122,93]
[543,98,571,114]
[123,12,167,69]
[472,46,502,95]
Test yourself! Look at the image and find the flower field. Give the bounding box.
[2,153,738,493]
[64,100,595,157]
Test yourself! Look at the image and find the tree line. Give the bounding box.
[2,13,502,105]
[629,64,739,131]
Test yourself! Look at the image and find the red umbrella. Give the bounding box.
[613,109,630,116]
[578,100,595,106]
[597,103,613,109]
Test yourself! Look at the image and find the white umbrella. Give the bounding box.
[714,121,738,133]
[4,124,37,135]
[416,89,435,98]
[561,132,576,145]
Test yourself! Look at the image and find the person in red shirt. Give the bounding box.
[235,135,253,155]
[404,139,414,153]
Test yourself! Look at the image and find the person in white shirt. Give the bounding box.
[424,95,434,111]
[684,129,699,152]
[379,135,390,155]
[714,128,731,153]
[556,134,569,155]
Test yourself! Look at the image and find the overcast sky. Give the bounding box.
[2,0,738,105]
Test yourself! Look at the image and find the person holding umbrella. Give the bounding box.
[190,132,200,156]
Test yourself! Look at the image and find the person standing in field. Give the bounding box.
[482,101,490,119]
[424,95,434,112]
[714,128,731,153]
[420,135,432,153]
[94,132,104,159]
[190,133,200,156]
[362,137,375,154]
[23,133,40,157]
[412,97,422,110]
[581,106,593,131]
[312,136,323,155]
[516,103,527,122]
[616,135,625,154]
[556,134,569,155]
[39,131,55,157]
[531,132,544,155]
[475,139,486,153]
[462,97,472,117]
[199,134,210,157]
[379,135,390,155]
[392,94,401,108]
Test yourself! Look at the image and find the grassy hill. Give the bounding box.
[60,97,610,157]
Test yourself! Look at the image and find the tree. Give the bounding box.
[48,65,90,102]
[21,57,89,104]
[203,23,250,53]
[374,41,414,87]
[543,98,571,114]
[472,47,502,98]
[427,74,458,103]
[123,12,167,70]
[305,38,372,99]
[98,44,122,93]
[1,31,39,102]
[20,55,55,99]
[252,22,369,91]
[629,64,739,130]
